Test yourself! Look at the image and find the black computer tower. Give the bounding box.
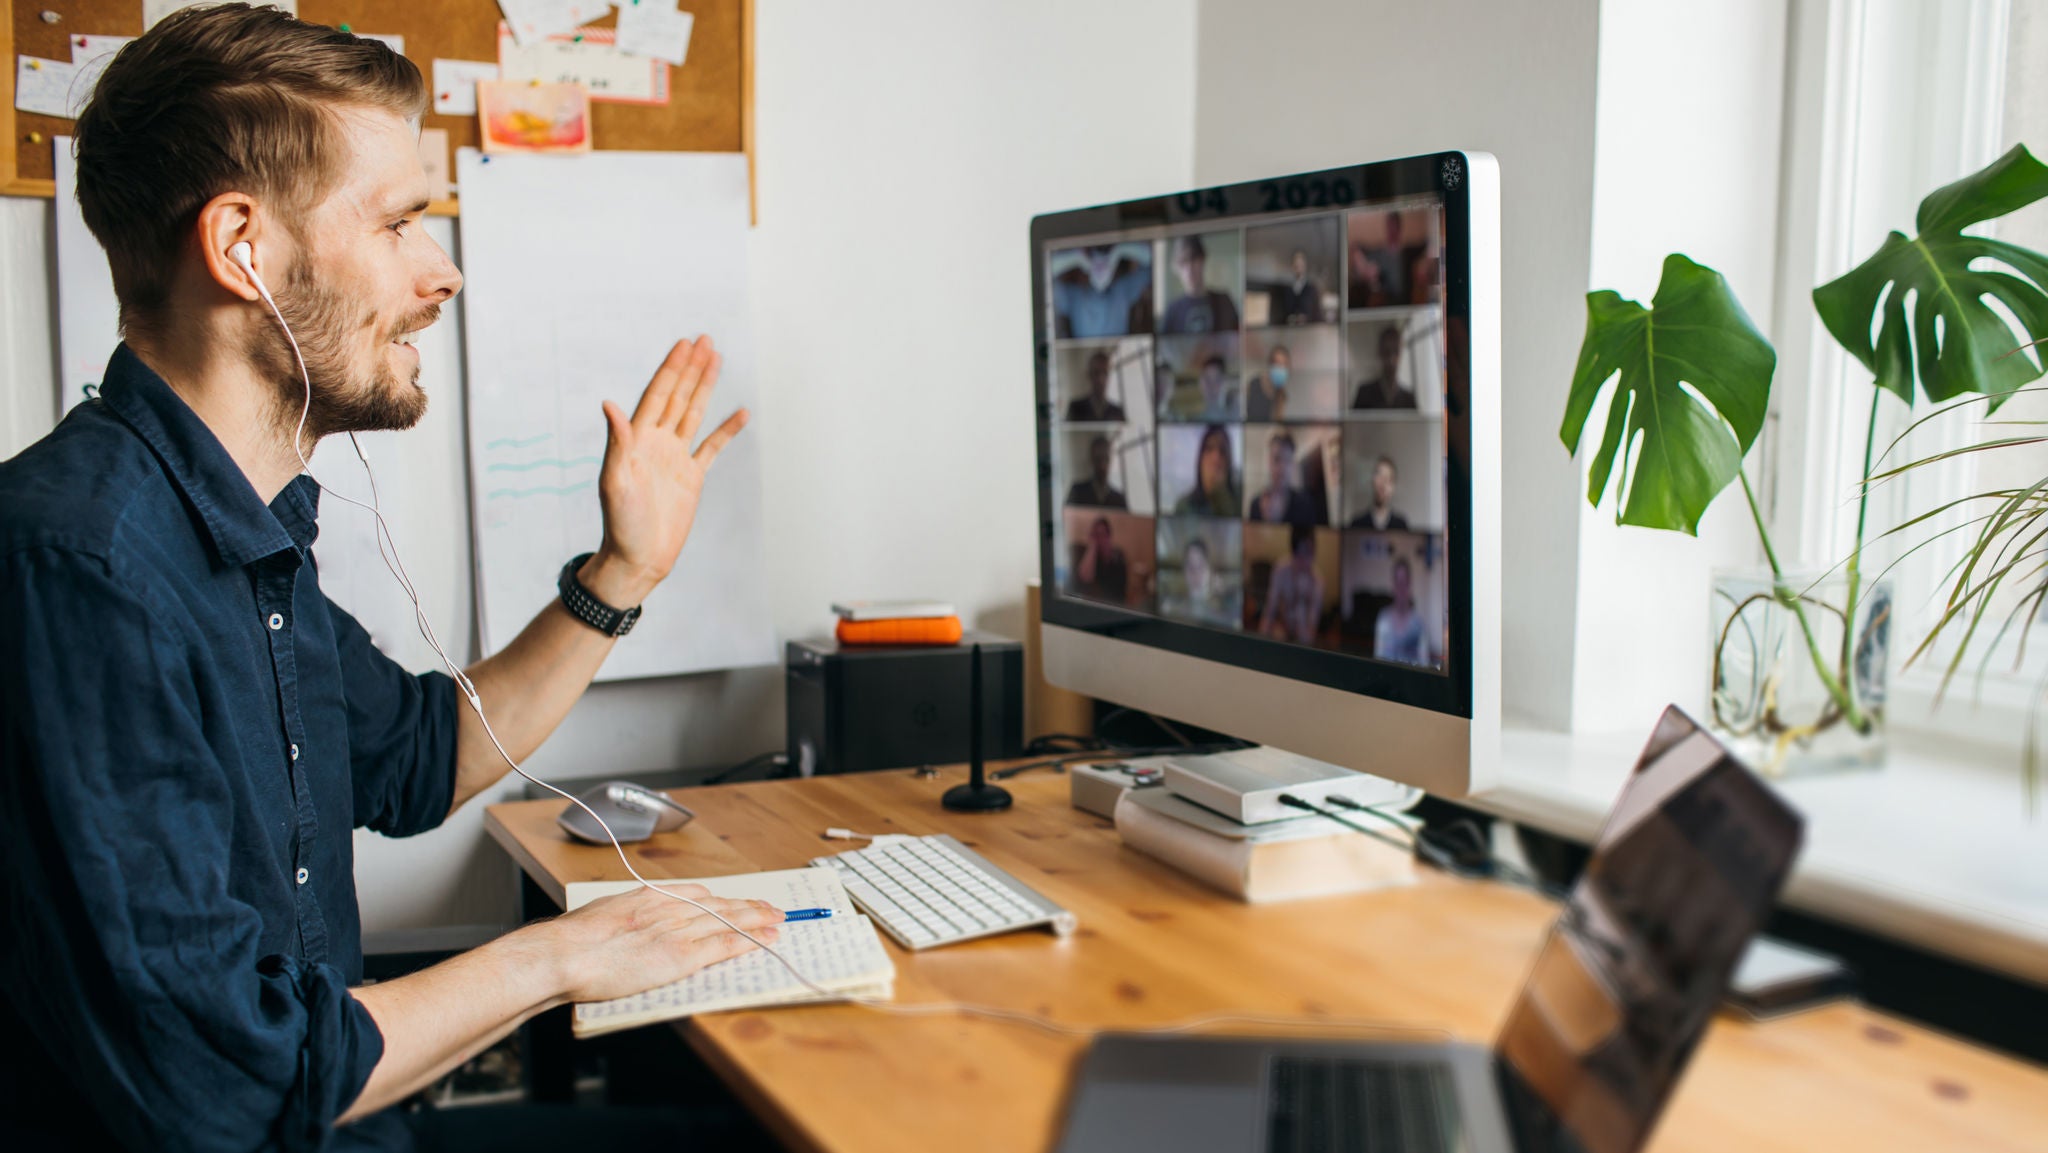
[785,633,1025,776]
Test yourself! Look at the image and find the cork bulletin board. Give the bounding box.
[1,0,753,215]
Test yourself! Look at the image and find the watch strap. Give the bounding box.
[557,552,642,637]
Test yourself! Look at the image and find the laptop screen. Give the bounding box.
[1493,707,1804,1153]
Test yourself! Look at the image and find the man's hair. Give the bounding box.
[1290,523,1315,553]
[1375,454,1398,477]
[1269,429,1296,453]
[74,4,427,334]
[1175,234,1207,262]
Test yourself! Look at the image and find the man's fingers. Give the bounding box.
[671,349,723,441]
[692,409,750,467]
[601,400,632,450]
[632,337,700,427]
[656,338,716,433]
[685,927,775,971]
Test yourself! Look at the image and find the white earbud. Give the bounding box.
[228,240,273,302]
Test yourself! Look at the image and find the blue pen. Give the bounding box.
[782,908,833,922]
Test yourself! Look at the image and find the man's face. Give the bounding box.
[1176,248,1206,295]
[1200,362,1225,401]
[1087,354,1109,399]
[1291,251,1308,281]
[261,107,462,439]
[1090,438,1111,480]
[1268,439,1294,486]
[1091,520,1113,548]
[1385,212,1405,246]
[1379,327,1402,371]
[1199,433,1228,491]
[1373,460,1396,507]
[1393,562,1412,600]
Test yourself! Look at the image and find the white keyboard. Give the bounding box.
[811,834,1077,950]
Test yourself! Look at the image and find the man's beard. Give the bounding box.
[254,263,437,444]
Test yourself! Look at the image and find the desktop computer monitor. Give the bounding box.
[1031,151,1500,796]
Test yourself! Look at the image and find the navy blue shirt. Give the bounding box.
[0,346,460,1151]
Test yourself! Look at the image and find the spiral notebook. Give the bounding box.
[564,867,896,1038]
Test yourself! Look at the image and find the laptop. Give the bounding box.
[1054,706,1804,1153]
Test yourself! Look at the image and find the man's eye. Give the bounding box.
[389,218,411,235]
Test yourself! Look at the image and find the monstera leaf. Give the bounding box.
[1814,144,2048,408]
[1560,254,1774,535]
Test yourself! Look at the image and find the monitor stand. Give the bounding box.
[1154,746,1418,825]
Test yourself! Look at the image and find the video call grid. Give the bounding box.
[1044,199,1453,673]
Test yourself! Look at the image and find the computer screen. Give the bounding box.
[1033,152,1490,729]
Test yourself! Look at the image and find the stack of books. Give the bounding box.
[831,599,963,646]
[1112,772,1420,903]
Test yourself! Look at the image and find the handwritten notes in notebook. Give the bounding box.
[564,869,896,1038]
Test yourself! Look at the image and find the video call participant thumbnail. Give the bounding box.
[1161,232,1242,335]
[1346,206,1439,309]
[1064,509,1154,609]
[1065,434,1127,509]
[1339,531,1444,670]
[1065,348,1127,422]
[1170,423,1242,518]
[1347,454,1408,531]
[1244,325,1340,421]
[1251,523,1336,646]
[1157,517,1243,630]
[1052,242,1155,339]
[1350,321,1415,410]
[1247,425,1335,528]
[1157,334,1241,421]
[1245,216,1339,326]
[1246,343,1290,422]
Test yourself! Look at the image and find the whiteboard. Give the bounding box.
[455,149,773,681]
[53,137,119,414]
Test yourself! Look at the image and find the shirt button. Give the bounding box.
[289,743,300,762]
[295,867,310,886]
[267,613,284,631]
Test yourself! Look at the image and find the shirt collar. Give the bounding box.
[97,343,319,566]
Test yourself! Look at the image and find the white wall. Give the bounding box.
[1569,0,1785,732]
[1192,0,1604,729]
[0,0,1199,933]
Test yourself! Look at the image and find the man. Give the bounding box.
[1195,354,1239,420]
[1348,455,1411,531]
[1351,323,1416,410]
[1074,516,1130,604]
[1064,350,1126,422]
[1272,249,1325,325]
[1161,234,1240,334]
[0,9,781,1150]
[1249,430,1318,527]
[1053,244,1153,338]
[1373,557,1431,667]
[1065,435,1127,509]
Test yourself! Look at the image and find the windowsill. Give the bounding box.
[1473,724,2048,989]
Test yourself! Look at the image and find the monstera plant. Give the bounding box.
[1561,144,2048,772]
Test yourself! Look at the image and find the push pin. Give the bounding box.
[338,23,351,32]
[26,60,41,71]
[40,10,61,24]
[27,131,45,145]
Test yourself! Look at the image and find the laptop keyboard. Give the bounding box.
[1266,1057,1457,1153]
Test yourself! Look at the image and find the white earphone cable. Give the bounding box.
[249,266,1444,1043]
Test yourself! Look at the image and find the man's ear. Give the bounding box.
[195,192,265,303]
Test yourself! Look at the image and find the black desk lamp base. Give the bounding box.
[942,781,1013,812]
[943,642,1011,812]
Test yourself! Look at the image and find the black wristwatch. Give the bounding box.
[557,552,642,637]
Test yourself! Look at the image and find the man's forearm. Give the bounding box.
[339,925,568,1124]
[447,551,659,812]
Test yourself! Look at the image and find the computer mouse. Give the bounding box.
[557,781,696,845]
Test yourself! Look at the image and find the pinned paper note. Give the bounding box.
[144,0,298,30]
[432,59,502,116]
[417,128,452,202]
[614,1,693,67]
[356,33,405,56]
[15,56,86,119]
[497,26,669,106]
[498,0,612,48]
[478,80,591,154]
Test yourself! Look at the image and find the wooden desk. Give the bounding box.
[485,766,2048,1153]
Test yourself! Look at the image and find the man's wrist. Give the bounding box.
[576,550,660,611]
[498,920,580,1013]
